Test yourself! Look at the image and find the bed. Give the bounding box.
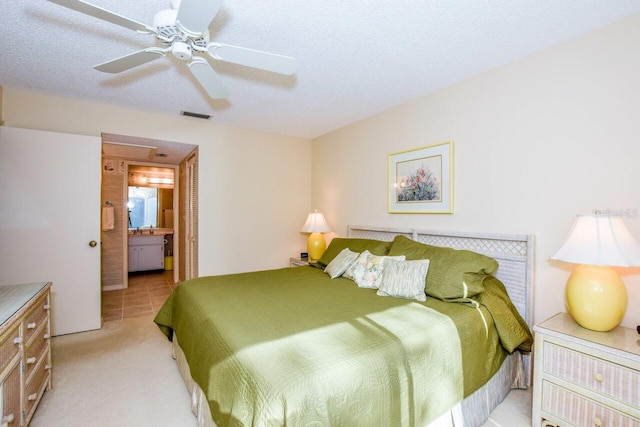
[154,225,534,427]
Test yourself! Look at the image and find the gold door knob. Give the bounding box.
[89,240,98,247]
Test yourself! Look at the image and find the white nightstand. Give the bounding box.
[289,257,310,267]
[532,312,640,427]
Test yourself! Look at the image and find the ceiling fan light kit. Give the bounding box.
[47,0,296,99]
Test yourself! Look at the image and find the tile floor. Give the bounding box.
[101,270,177,322]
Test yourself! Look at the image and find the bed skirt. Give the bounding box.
[171,334,526,427]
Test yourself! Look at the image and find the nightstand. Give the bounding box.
[532,312,640,427]
[289,257,309,267]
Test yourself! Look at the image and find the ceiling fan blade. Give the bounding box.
[207,43,296,75]
[47,0,156,34]
[176,0,224,36]
[94,48,166,73]
[187,57,229,99]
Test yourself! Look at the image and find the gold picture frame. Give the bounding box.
[388,141,453,214]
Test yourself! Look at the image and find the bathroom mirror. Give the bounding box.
[127,166,174,229]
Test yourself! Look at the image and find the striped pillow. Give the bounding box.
[377,259,430,301]
[324,248,360,279]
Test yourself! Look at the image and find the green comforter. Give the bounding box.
[154,266,531,427]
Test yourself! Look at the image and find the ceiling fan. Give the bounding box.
[47,0,297,99]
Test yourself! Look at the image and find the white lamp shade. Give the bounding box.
[551,214,640,267]
[300,210,332,233]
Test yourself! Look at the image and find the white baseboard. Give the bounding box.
[102,284,126,291]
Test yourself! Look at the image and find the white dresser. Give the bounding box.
[0,282,52,427]
[532,312,640,427]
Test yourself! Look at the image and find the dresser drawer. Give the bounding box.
[0,324,20,373]
[23,293,50,345]
[543,341,640,406]
[542,381,640,427]
[24,322,50,382]
[23,355,51,424]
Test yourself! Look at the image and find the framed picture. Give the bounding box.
[388,141,453,214]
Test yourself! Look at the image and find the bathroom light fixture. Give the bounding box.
[147,177,174,185]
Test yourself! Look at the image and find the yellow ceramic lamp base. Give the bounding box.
[566,264,628,332]
[307,232,327,261]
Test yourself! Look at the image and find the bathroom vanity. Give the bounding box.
[128,235,164,272]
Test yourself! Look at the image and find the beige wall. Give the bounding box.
[312,14,640,329]
[3,89,312,275]
[101,157,126,288]
[5,14,640,328]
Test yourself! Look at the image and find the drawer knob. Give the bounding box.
[26,356,36,364]
[27,322,36,330]
[27,393,38,401]
[44,333,51,339]
[594,417,603,427]
[13,337,22,345]
[3,413,15,423]
[45,364,52,370]
[594,373,604,382]
[43,304,50,310]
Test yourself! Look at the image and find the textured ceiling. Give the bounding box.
[2,1,640,139]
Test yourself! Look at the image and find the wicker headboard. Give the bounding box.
[347,225,535,382]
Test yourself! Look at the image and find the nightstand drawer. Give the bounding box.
[542,381,640,427]
[544,341,640,406]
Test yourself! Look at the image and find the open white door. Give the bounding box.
[0,127,101,335]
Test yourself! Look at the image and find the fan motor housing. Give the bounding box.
[172,42,192,60]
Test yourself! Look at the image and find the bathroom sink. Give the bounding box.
[128,228,173,235]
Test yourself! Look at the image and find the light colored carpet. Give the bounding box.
[481,389,532,427]
[30,315,197,427]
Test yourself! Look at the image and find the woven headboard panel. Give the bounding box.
[347,225,535,383]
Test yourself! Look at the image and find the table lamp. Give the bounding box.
[550,213,640,331]
[300,210,332,261]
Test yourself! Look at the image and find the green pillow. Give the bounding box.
[387,235,498,299]
[317,238,392,267]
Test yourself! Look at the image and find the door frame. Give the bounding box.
[184,150,198,280]
[122,161,180,287]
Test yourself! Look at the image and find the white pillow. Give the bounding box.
[355,254,406,289]
[377,259,430,301]
[343,250,371,282]
[324,248,360,279]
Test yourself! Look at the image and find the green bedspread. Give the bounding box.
[154,266,531,427]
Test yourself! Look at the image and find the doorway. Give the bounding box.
[100,135,198,292]
[125,163,177,283]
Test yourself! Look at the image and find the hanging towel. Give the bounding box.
[102,206,114,231]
